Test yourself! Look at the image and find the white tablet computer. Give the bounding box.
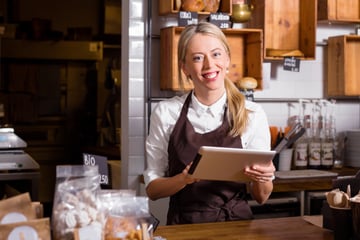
[188,146,276,182]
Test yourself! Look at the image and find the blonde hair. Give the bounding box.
[177,22,249,137]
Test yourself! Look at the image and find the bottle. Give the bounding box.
[321,125,334,169]
[308,101,321,169]
[321,100,334,169]
[293,115,310,169]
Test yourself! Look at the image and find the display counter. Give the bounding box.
[154,216,332,240]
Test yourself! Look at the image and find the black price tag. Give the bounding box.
[283,56,300,72]
[83,153,109,185]
[209,13,231,29]
[178,11,198,26]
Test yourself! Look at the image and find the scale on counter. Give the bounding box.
[0,127,39,171]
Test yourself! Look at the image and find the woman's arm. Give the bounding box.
[146,164,198,200]
[144,95,193,200]
[243,102,275,204]
[245,163,275,204]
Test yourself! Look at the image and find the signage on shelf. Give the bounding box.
[209,13,231,29]
[283,57,300,72]
[178,11,198,26]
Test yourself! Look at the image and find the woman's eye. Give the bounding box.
[213,51,222,58]
[193,55,204,62]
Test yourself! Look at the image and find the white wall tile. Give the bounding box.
[129,60,144,79]
[129,21,144,37]
[128,155,146,175]
[129,78,145,97]
[129,39,145,59]
[130,0,144,19]
[129,98,145,117]
[128,136,145,157]
[129,117,145,137]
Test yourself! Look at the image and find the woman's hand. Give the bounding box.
[146,162,200,200]
[244,161,276,183]
[181,162,200,185]
[244,161,275,204]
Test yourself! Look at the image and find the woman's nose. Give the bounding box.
[203,56,213,68]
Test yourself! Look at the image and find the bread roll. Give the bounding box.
[181,0,206,12]
[203,0,221,13]
[236,77,258,90]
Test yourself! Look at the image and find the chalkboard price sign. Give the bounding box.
[178,11,198,26]
[283,57,300,72]
[209,13,230,29]
[83,153,109,185]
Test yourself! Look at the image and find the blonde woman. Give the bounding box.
[144,22,275,225]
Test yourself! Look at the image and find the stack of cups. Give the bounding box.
[278,148,293,171]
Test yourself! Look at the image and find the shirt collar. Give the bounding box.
[191,91,227,117]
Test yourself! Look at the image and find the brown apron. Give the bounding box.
[166,92,253,225]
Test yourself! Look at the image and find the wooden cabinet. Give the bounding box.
[318,0,360,23]
[0,39,103,203]
[326,35,360,97]
[1,39,103,60]
[160,26,263,91]
[248,0,317,60]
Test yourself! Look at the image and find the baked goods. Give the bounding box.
[326,188,350,209]
[203,0,221,12]
[236,77,258,90]
[179,0,221,12]
[181,0,206,12]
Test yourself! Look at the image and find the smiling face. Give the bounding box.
[181,33,230,102]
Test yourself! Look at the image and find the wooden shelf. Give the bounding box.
[248,0,317,60]
[326,35,360,97]
[318,0,360,23]
[0,39,103,61]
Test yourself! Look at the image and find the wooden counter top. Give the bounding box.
[154,216,333,240]
[273,167,359,192]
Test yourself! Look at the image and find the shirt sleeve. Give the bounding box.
[143,96,184,187]
[241,101,271,151]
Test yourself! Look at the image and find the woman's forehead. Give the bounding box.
[187,33,225,51]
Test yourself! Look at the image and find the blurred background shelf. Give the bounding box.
[0,39,103,60]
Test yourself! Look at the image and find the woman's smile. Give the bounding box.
[203,71,219,80]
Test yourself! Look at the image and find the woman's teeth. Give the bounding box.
[204,72,217,79]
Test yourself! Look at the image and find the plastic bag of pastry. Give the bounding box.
[104,196,154,240]
[0,193,37,225]
[52,165,104,240]
[97,189,136,216]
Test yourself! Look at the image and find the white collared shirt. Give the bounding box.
[144,92,270,187]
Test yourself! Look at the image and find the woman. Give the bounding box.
[144,22,275,225]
